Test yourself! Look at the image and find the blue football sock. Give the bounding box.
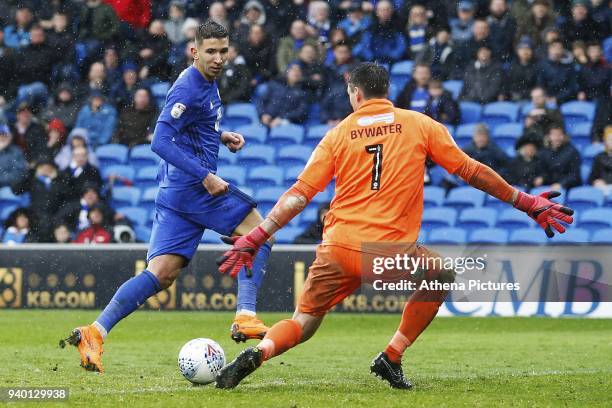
[95,270,161,336]
[236,242,272,314]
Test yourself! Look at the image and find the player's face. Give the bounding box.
[347,83,363,111]
[192,37,229,81]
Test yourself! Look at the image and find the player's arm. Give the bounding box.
[426,119,574,237]
[217,134,336,277]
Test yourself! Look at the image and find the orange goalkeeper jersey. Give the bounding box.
[298,98,471,251]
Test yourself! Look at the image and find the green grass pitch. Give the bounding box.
[0,310,611,407]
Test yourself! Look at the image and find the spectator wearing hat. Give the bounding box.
[110,62,141,109]
[55,127,99,170]
[537,39,578,104]
[487,0,516,63]
[234,1,269,47]
[505,37,539,101]
[257,63,309,127]
[11,103,47,163]
[588,127,612,194]
[105,0,151,30]
[0,124,27,188]
[164,1,187,44]
[74,91,117,148]
[353,0,406,64]
[424,79,460,125]
[61,144,102,202]
[2,208,34,244]
[33,118,67,163]
[276,19,320,74]
[337,2,372,45]
[505,134,546,190]
[3,4,34,49]
[73,205,112,244]
[397,62,431,113]
[578,42,611,102]
[463,123,509,175]
[450,1,475,44]
[539,126,582,190]
[514,0,556,50]
[217,43,253,104]
[238,24,276,84]
[114,88,158,147]
[460,42,504,104]
[416,27,455,81]
[559,0,608,45]
[43,83,81,129]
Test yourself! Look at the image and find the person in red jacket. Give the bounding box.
[74,206,111,244]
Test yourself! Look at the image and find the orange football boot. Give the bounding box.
[60,325,104,373]
[230,315,269,343]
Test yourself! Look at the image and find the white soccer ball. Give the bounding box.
[178,338,225,384]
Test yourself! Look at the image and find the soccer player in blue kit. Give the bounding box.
[61,21,273,373]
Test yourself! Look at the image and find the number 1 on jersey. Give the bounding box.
[365,144,383,190]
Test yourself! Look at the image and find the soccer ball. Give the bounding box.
[178,338,225,384]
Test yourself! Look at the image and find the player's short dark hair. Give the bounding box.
[348,62,389,99]
[195,20,229,44]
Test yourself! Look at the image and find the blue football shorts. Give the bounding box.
[147,184,257,264]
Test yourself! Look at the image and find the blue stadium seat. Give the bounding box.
[216,165,247,185]
[254,187,285,205]
[549,228,590,244]
[129,144,160,169]
[135,166,158,189]
[237,145,275,166]
[284,166,303,185]
[605,194,612,208]
[0,205,18,221]
[140,187,158,214]
[247,165,284,187]
[147,209,155,227]
[269,124,305,146]
[111,186,141,207]
[102,165,135,184]
[581,164,590,184]
[150,82,170,109]
[423,186,445,208]
[428,165,450,186]
[307,103,321,125]
[469,228,508,244]
[201,229,223,244]
[275,227,304,244]
[389,60,414,91]
[530,186,566,203]
[508,228,547,244]
[496,208,533,230]
[459,102,482,124]
[428,227,466,244]
[492,123,523,150]
[581,143,605,168]
[444,124,455,136]
[388,78,402,103]
[96,144,128,167]
[277,145,312,167]
[560,101,596,127]
[481,102,519,128]
[457,208,497,229]
[224,103,259,127]
[578,208,612,230]
[443,80,463,100]
[455,124,477,147]
[311,188,332,205]
[305,124,331,147]
[236,186,254,197]
[519,101,557,119]
[565,186,604,212]
[445,186,485,210]
[234,124,268,144]
[567,122,592,150]
[421,208,458,231]
[591,228,612,244]
[300,205,318,226]
[505,145,516,158]
[218,147,238,165]
[0,187,21,207]
[118,206,148,226]
[134,225,151,243]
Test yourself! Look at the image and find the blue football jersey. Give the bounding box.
[156,65,223,188]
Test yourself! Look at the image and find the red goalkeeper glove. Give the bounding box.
[216,226,270,278]
[513,191,574,238]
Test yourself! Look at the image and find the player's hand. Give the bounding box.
[203,173,229,196]
[220,131,245,153]
[513,191,574,237]
[216,226,271,278]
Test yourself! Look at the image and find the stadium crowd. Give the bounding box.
[0,0,610,244]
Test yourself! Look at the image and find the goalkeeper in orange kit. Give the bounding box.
[214,62,575,389]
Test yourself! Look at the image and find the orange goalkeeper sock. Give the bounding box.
[257,319,302,361]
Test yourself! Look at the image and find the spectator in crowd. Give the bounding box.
[163,1,186,45]
[505,37,539,101]
[453,19,491,75]
[53,222,73,243]
[297,43,326,102]
[397,62,431,113]
[523,87,564,144]
[74,206,112,244]
[43,82,81,130]
[110,63,140,109]
[57,184,116,233]
[240,24,276,84]
[74,91,117,148]
[0,30,18,104]
[463,123,509,174]
[559,0,608,45]
[36,118,67,163]
[505,134,546,189]
[306,1,331,44]
[84,61,109,97]
[257,63,309,127]
[323,27,349,65]
[167,17,198,80]
[460,43,504,104]
[320,65,352,126]
[3,4,34,49]
[137,19,171,81]
[487,0,516,63]
[208,1,230,30]
[113,87,157,147]
[417,26,454,80]
[77,0,120,44]
[2,208,33,244]
[424,79,460,125]
[263,0,307,36]
[537,40,578,104]
[353,0,406,64]
[514,0,556,50]
[102,48,122,91]
[218,43,253,104]
[61,145,103,203]
[45,12,76,71]
[293,202,330,244]
[588,126,612,193]
[404,3,430,59]
[539,125,582,190]
[105,0,151,30]
[12,160,69,242]
[18,25,59,88]
[326,40,355,79]
[55,127,99,170]
[0,124,27,188]
[571,40,589,66]
[337,2,371,45]
[11,103,46,164]
[234,1,268,47]
[450,1,475,44]
[578,42,611,102]
[169,39,195,82]
[276,19,319,74]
